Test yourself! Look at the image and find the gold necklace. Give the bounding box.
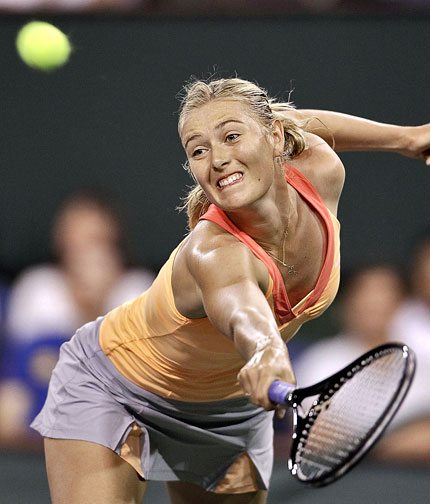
[267,228,298,275]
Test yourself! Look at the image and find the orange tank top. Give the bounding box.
[99,165,341,401]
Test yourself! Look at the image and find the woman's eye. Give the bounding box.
[192,148,204,157]
[226,133,239,142]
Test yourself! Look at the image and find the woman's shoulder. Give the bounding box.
[180,219,248,263]
[297,132,342,171]
[171,219,268,318]
[291,132,345,211]
[176,220,267,284]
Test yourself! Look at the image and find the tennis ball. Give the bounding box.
[16,21,71,72]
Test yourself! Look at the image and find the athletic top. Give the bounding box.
[99,165,341,401]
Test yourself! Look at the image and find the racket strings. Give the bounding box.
[295,349,406,480]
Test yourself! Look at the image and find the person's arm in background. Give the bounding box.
[285,109,430,164]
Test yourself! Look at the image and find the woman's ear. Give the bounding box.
[271,119,285,157]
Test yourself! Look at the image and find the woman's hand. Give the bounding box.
[397,124,430,165]
[237,339,296,419]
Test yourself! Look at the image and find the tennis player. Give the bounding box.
[31,77,430,504]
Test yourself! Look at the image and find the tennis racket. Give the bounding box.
[268,342,415,487]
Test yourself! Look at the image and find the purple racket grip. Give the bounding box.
[268,380,296,405]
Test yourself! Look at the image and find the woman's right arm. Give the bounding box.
[181,226,295,413]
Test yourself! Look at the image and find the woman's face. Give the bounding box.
[181,99,284,212]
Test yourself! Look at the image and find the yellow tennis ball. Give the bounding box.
[16,21,71,72]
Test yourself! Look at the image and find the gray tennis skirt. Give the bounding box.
[31,317,274,492]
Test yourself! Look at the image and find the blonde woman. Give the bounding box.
[31,77,430,504]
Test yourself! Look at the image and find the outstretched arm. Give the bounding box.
[285,109,430,164]
[184,228,295,415]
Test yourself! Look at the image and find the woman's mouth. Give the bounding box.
[217,172,243,190]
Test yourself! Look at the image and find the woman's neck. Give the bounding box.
[226,175,298,248]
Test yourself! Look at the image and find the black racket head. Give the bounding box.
[288,343,416,487]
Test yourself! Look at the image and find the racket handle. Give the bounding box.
[268,380,296,405]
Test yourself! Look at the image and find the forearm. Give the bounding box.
[229,305,285,362]
[204,288,295,398]
[200,271,285,362]
[229,305,294,412]
[297,109,412,153]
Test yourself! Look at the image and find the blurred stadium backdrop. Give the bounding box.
[0,2,429,502]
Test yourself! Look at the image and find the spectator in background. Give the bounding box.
[7,189,155,337]
[377,231,430,463]
[293,264,405,382]
[0,189,155,448]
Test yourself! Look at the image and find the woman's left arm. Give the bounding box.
[285,109,430,165]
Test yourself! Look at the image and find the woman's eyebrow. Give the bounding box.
[184,134,203,149]
[184,120,244,148]
[215,119,244,130]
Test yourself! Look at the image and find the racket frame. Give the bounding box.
[285,343,415,486]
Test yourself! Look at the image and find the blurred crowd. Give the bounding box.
[1,0,430,15]
[0,189,155,449]
[0,188,428,470]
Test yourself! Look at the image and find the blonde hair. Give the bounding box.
[178,77,308,230]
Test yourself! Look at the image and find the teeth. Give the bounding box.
[219,173,242,187]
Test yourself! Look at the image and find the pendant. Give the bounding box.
[268,253,298,275]
[286,264,298,275]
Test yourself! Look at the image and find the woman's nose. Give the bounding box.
[211,144,231,171]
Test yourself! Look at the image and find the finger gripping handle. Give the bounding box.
[268,380,296,405]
